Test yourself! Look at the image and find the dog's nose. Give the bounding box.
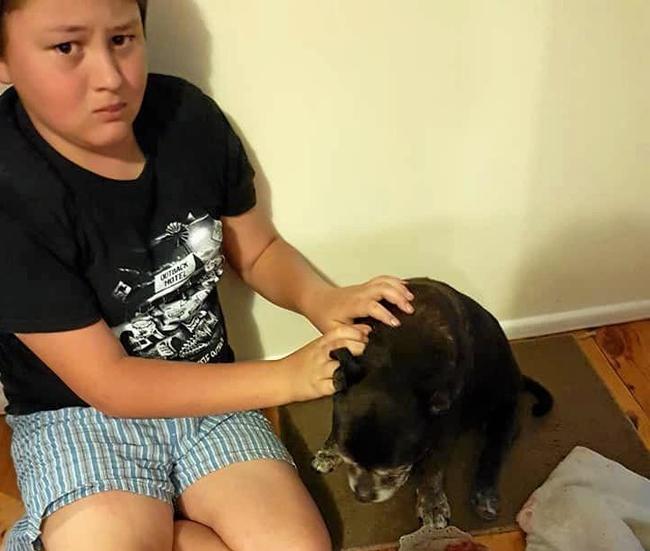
[354,487,377,503]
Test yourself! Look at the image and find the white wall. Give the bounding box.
[145,0,649,359]
[4,2,649,363]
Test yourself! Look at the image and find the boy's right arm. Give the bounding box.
[16,319,369,418]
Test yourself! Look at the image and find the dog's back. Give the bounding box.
[356,278,522,427]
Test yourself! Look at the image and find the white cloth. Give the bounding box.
[517,446,650,551]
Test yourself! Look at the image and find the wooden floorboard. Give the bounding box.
[0,417,17,500]
[1,320,649,550]
[474,531,527,551]
[594,321,650,414]
[577,334,650,450]
[0,416,21,543]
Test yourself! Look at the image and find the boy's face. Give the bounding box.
[0,0,147,155]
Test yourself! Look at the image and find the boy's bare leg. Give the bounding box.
[177,459,331,551]
[40,491,174,551]
[173,519,231,550]
[2,495,230,551]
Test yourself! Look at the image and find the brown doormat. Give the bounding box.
[280,335,650,551]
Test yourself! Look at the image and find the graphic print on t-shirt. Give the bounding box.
[111,211,227,364]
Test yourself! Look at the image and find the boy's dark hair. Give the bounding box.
[0,0,148,58]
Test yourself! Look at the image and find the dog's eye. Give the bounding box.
[380,474,398,484]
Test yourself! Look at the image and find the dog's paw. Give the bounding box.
[416,488,451,529]
[471,487,500,521]
[311,449,342,473]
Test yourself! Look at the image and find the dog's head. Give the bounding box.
[329,338,463,503]
[331,382,427,502]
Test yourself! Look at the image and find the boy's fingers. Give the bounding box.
[321,379,336,396]
[314,361,339,397]
[370,284,414,314]
[354,323,373,336]
[325,359,340,376]
[327,325,369,342]
[371,276,414,301]
[328,339,366,357]
[369,302,401,327]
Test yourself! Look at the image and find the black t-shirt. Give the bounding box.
[0,74,256,415]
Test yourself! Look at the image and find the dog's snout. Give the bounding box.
[353,485,377,503]
[348,471,378,503]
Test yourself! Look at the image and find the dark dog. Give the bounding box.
[312,277,552,528]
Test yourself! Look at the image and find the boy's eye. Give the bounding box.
[54,42,75,55]
[112,34,135,47]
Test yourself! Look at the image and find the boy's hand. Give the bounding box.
[309,276,415,333]
[279,324,371,402]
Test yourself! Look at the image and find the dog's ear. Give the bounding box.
[428,374,466,414]
[429,390,452,414]
[330,348,366,392]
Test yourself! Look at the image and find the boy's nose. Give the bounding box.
[90,50,123,91]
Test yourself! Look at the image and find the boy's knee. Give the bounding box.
[287,533,332,551]
[242,527,331,551]
[261,540,331,551]
[40,491,173,551]
[285,520,331,551]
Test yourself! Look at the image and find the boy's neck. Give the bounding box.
[63,137,147,181]
[31,116,146,181]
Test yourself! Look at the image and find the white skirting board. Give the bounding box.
[501,300,650,340]
[263,299,650,360]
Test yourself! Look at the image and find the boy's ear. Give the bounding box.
[0,60,12,85]
[330,348,366,392]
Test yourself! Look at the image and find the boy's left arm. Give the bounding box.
[222,205,414,333]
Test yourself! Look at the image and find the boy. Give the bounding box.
[0,1,414,550]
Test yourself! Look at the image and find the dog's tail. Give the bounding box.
[522,376,554,417]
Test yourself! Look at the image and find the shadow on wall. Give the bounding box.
[508,217,650,323]
[146,0,276,360]
[145,0,213,94]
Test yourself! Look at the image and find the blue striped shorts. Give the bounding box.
[3,407,294,551]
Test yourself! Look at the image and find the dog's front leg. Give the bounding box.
[415,422,458,529]
[311,432,343,473]
[416,465,451,529]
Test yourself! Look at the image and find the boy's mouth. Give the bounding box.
[95,102,127,113]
